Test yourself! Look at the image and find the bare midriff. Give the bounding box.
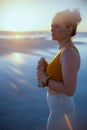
[48,87,61,94]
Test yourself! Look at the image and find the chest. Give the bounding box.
[46,52,62,81]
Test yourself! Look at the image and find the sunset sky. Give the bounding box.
[0,0,87,32]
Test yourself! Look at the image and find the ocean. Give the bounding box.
[0,31,87,41]
[0,31,87,130]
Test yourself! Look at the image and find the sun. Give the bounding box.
[15,35,23,39]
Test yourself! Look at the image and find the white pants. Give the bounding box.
[46,92,76,130]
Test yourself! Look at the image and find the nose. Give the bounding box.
[51,27,54,32]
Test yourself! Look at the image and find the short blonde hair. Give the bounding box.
[52,9,82,36]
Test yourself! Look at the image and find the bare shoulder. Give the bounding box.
[61,46,80,59]
[60,47,80,71]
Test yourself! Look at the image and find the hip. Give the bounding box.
[46,91,76,113]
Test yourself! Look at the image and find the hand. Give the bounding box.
[37,58,48,71]
[37,68,48,83]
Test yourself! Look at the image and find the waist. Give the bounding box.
[46,91,74,105]
[48,87,62,94]
[47,91,72,98]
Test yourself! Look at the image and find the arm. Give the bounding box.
[46,48,78,96]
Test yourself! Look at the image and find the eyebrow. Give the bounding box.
[51,24,61,27]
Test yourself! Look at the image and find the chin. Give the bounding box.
[52,36,58,41]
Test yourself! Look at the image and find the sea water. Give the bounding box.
[0,31,87,130]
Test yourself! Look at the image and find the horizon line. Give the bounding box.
[0,30,87,33]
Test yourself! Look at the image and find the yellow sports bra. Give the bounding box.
[46,44,79,82]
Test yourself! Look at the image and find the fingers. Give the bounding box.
[37,60,44,70]
[36,58,48,80]
[36,69,41,80]
[36,69,39,79]
[38,60,44,66]
[38,59,48,66]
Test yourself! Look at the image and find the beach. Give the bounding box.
[0,32,87,130]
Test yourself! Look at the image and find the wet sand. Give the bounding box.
[0,38,87,130]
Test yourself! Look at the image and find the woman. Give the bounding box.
[37,9,81,130]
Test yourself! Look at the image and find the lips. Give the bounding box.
[52,33,55,36]
[52,33,55,35]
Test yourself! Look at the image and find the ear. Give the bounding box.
[67,26,73,34]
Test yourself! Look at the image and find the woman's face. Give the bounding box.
[51,23,69,41]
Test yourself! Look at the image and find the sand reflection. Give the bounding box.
[9,82,19,91]
[10,53,24,64]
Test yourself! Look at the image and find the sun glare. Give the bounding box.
[15,35,23,39]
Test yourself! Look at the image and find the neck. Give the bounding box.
[58,37,72,49]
